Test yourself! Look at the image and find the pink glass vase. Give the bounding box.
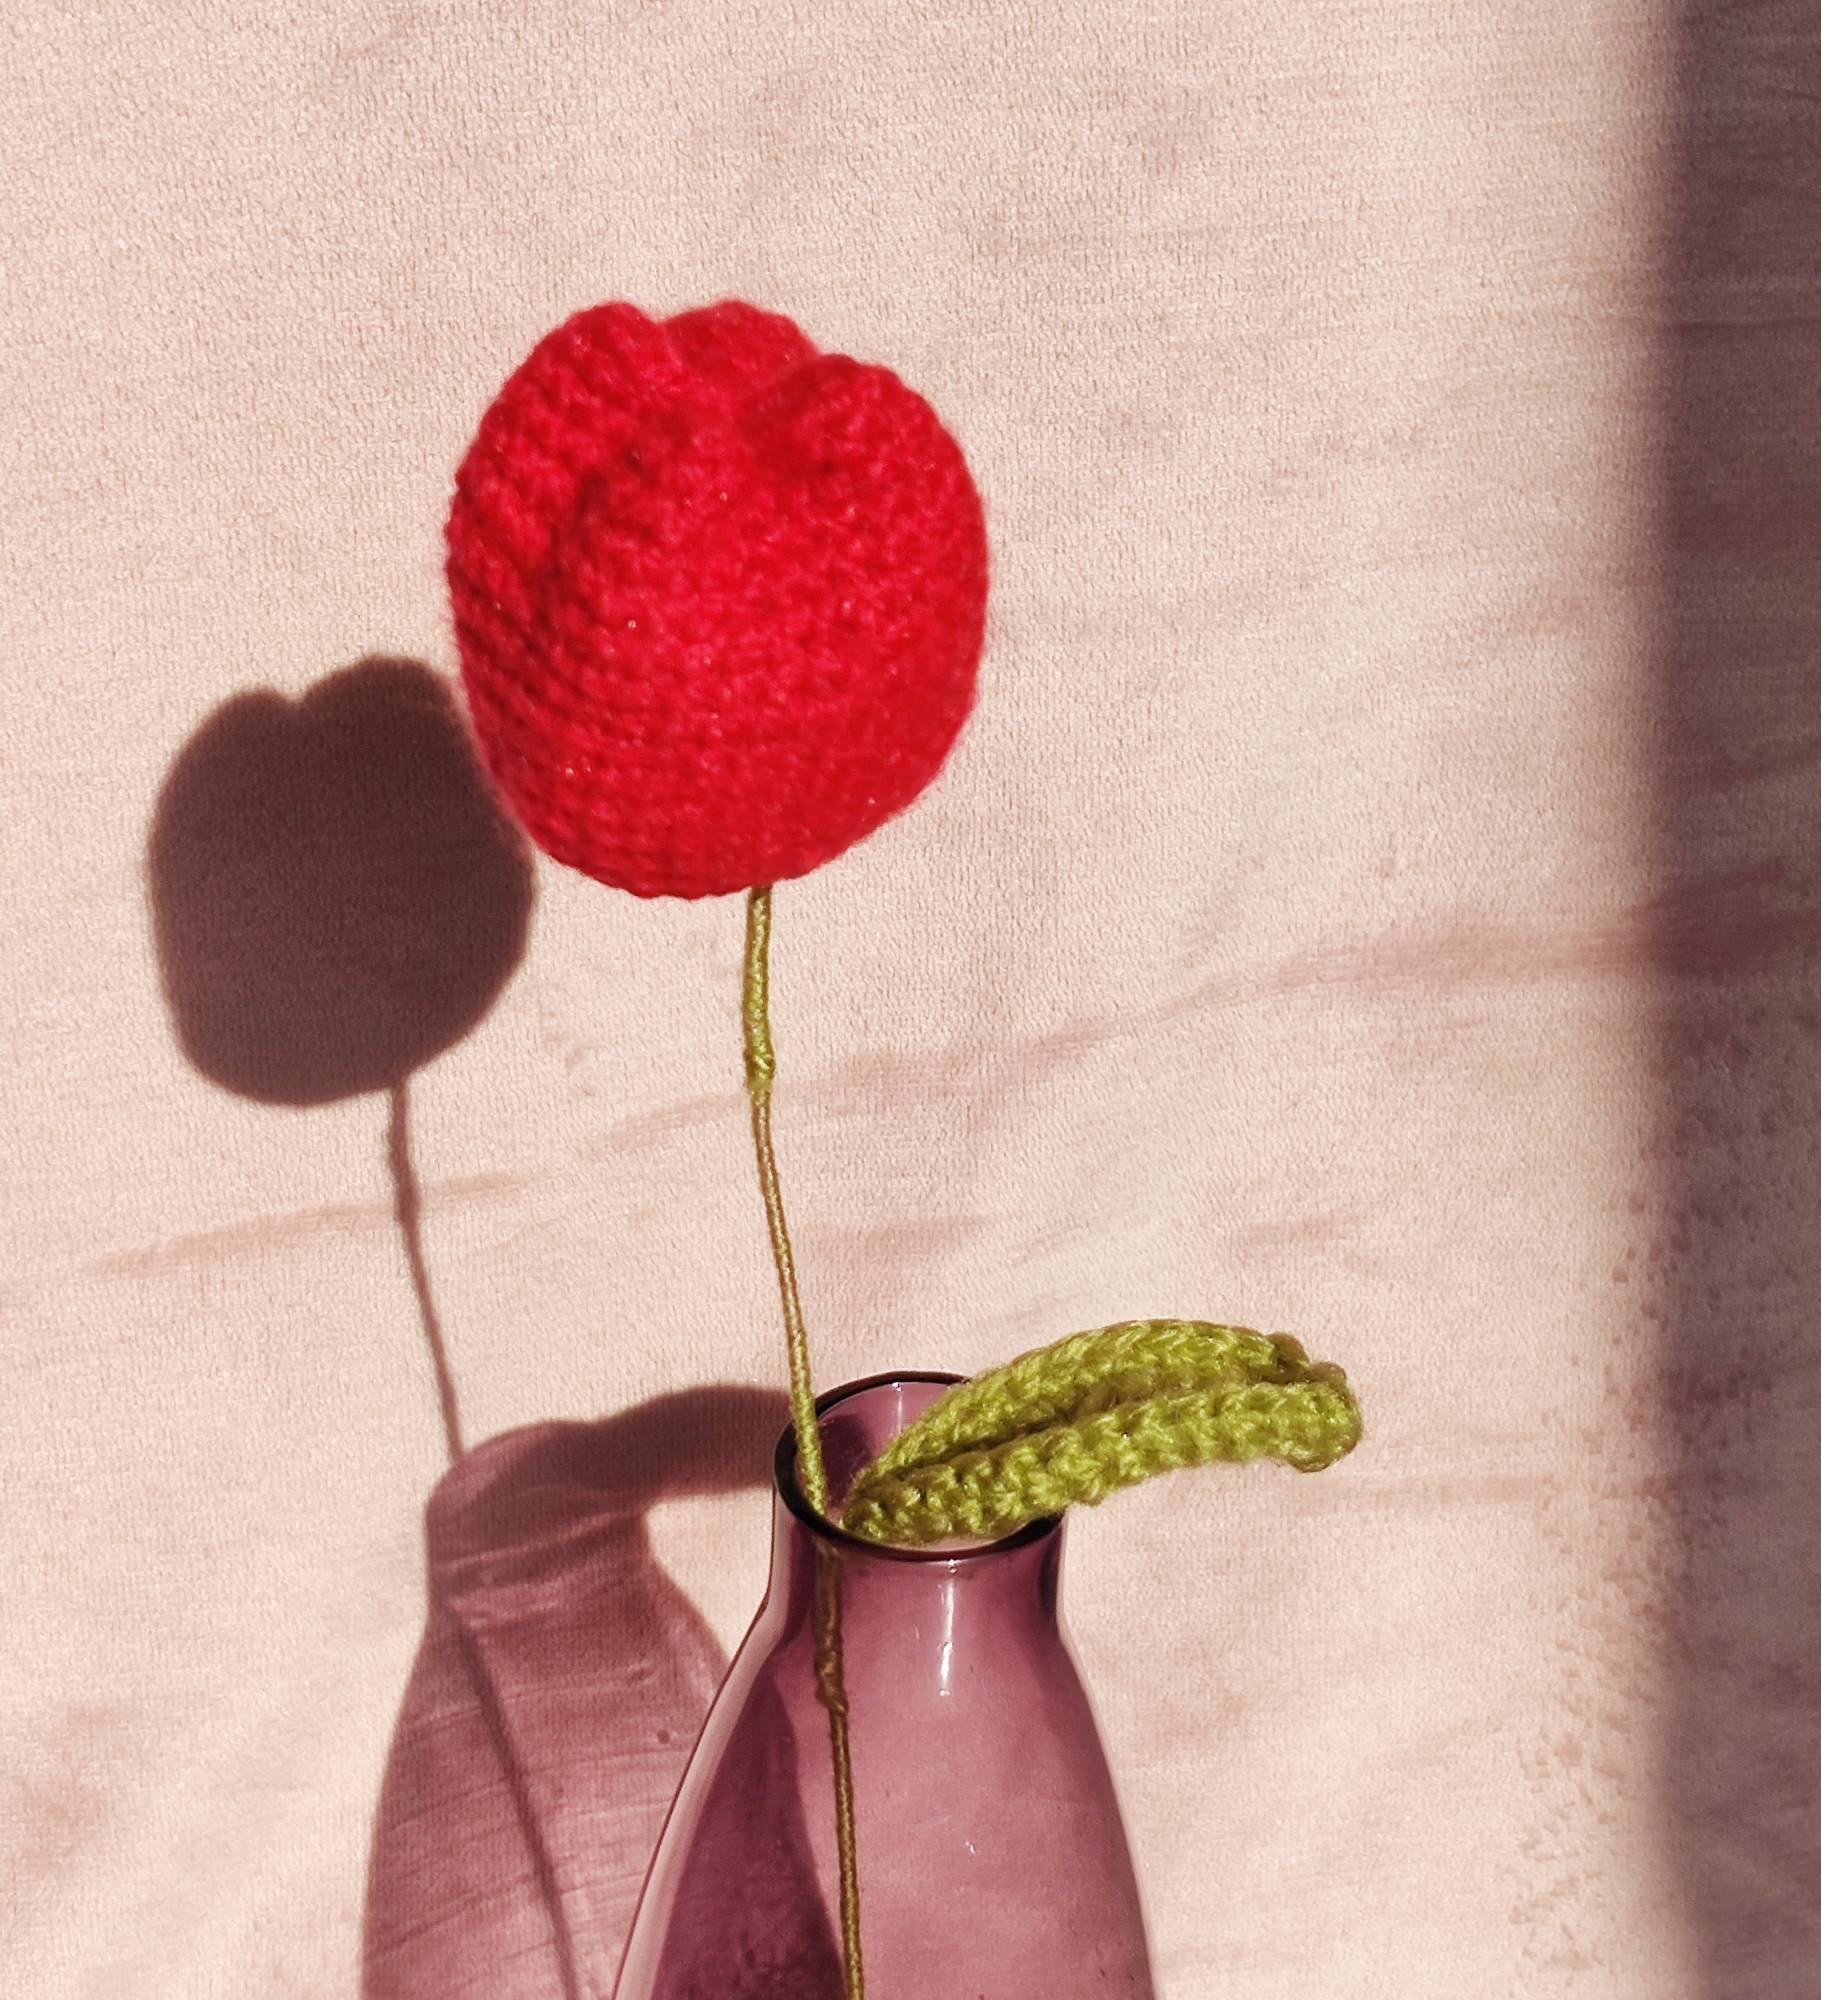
[615,1373,1157,2000]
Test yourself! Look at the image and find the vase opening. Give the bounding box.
[775,1369,1061,1561]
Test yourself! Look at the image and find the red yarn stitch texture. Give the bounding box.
[446,301,989,899]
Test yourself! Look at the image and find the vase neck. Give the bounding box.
[763,1374,1067,1643]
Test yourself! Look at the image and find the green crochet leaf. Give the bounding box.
[840,1319,1362,1548]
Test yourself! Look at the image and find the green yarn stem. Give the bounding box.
[842,1320,1361,1547]
[740,887,829,1515]
[739,887,865,2000]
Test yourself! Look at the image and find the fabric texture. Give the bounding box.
[3,3,1817,1997]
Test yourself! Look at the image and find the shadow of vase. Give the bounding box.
[361,1385,835,2000]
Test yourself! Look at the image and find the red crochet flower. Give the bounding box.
[446,301,989,899]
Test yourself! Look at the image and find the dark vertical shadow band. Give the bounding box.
[1662,6,1821,1989]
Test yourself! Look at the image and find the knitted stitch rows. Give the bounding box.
[447,301,989,900]
[842,1320,1361,1547]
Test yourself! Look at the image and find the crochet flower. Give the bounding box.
[446,301,989,899]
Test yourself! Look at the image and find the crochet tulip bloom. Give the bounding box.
[446,301,989,899]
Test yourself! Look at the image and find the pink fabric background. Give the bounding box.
[5,2,1817,1994]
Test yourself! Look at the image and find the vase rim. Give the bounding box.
[773,1369,1062,1566]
